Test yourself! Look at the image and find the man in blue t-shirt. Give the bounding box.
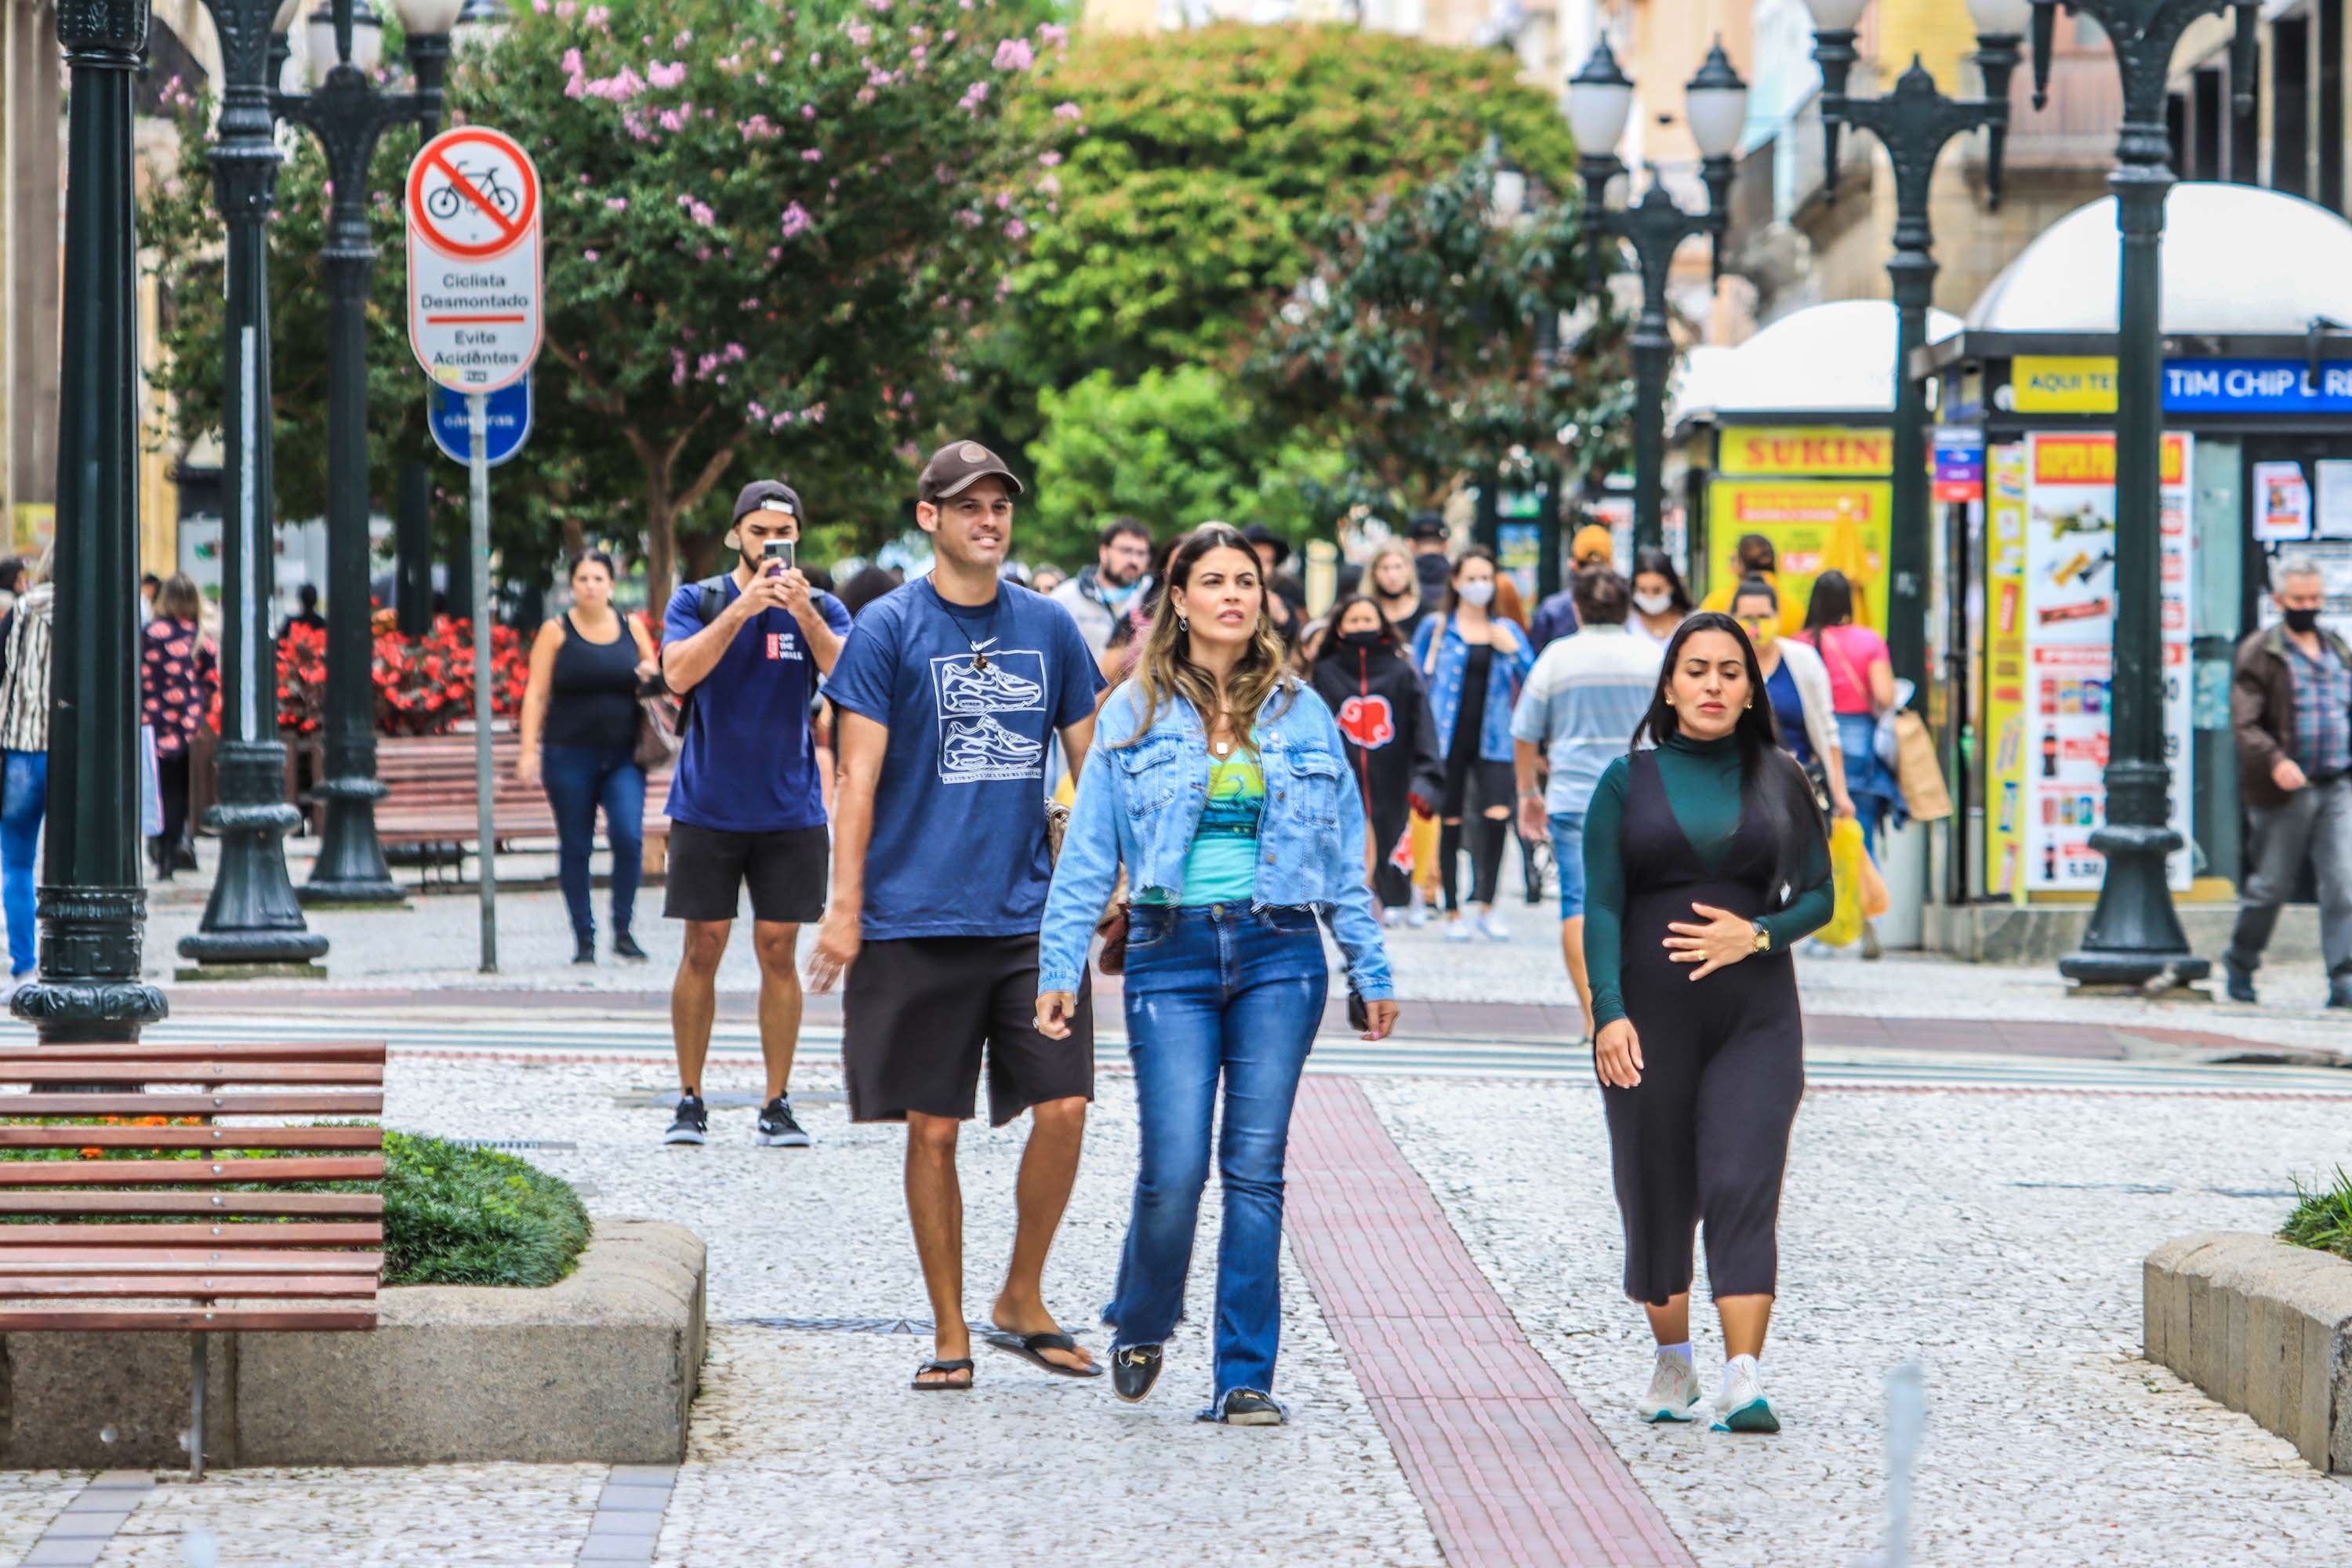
[808,439,1108,1392]
[656,478,851,1152]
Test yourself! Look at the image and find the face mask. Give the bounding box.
[1457,580,1495,608]
[1632,590,1674,617]
[1338,629,1385,649]
[2285,607,2322,633]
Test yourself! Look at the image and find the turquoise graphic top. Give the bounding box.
[1179,748,1265,906]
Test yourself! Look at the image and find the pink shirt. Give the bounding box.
[1805,623,1889,715]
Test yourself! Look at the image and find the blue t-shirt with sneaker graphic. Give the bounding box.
[825,579,1105,939]
[662,575,851,835]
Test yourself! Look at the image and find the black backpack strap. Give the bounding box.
[673,575,733,729]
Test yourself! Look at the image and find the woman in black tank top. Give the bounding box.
[519,552,659,964]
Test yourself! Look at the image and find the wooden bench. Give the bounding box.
[0,1040,388,1477]
[370,733,674,886]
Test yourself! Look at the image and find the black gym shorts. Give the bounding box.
[843,934,1094,1127]
[662,822,829,924]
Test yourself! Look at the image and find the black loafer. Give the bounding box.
[2224,961,2257,1004]
[1111,1344,1163,1403]
[1218,1388,1284,1426]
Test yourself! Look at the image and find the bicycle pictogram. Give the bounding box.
[425,163,524,223]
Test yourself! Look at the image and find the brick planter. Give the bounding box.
[2144,1231,2352,1473]
[0,1218,704,1470]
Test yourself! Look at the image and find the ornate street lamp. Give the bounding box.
[1570,37,1747,554]
[1803,0,2020,699]
[274,0,460,906]
[11,0,170,1040]
[176,0,332,975]
[2027,0,2256,991]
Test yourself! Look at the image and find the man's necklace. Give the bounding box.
[931,582,1003,670]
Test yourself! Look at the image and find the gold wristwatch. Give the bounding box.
[1750,920,1771,953]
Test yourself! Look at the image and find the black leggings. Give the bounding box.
[1439,754,1512,911]
[156,753,191,856]
[1604,877,1806,1305]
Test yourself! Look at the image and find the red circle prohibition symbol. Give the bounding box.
[406,128,540,260]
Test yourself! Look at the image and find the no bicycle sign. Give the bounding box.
[405,125,543,394]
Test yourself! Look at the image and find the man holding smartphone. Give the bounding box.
[658,479,851,1147]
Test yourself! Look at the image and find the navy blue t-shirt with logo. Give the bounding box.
[662,575,852,834]
[824,580,1105,939]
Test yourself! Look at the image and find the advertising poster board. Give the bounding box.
[2252,460,2314,542]
[1981,444,2030,902]
[2021,432,2194,892]
[1703,476,1894,629]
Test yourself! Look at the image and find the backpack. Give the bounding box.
[670,574,731,733]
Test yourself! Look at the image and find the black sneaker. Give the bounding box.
[572,935,597,966]
[612,931,648,962]
[755,1096,811,1148]
[1111,1345,1163,1403]
[1210,1389,1284,1427]
[663,1094,708,1145]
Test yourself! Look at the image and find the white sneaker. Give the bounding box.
[1381,906,1403,929]
[1710,1354,1779,1433]
[1406,888,1432,928]
[1443,918,1475,944]
[1635,1351,1703,1423]
[1476,911,1512,942]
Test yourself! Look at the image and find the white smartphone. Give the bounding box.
[764,539,796,576]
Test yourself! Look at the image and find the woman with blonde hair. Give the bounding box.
[1038,524,1398,1425]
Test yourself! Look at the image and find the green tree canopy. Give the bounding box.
[1022,365,1344,568]
[1248,152,1634,520]
[145,0,1061,604]
[1004,24,1582,395]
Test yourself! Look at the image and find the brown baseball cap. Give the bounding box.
[918,440,1024,504]
[732,478,803,524]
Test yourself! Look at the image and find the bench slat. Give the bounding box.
[0,1223,383,1247]
[0,1043,387,1063]
[0,1276,379,1298]
[0,1250,379,1272]
[0,1127,384,1151]
[0,1094,386,1116]
[0,1308,377,1330]
[0,1064,383,1084]
[0,1192,382,1216]
[0,1156,384,1186]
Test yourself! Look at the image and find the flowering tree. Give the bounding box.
[147,0,1060,601]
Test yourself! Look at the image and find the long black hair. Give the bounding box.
[1631,547,1691,613]
[1803,568,1857,633]
[1634,611,1826,909]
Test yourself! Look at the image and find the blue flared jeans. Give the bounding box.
[1,750,45,977]
[1104,901,1327,1406]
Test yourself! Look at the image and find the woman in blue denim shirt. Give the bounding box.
[1410,549,1535,941]
[1037,525,1398,1427]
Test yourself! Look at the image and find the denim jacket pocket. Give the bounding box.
[1115,737,1187,818]
[1280,746,1344,827]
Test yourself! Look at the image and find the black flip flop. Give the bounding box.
[910,1357,975,1391]
[982,1329,1104,1378]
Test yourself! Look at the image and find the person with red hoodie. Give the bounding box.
[1310,594,1443,924]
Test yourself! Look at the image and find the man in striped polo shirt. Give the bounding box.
[1512,565,1663,1041]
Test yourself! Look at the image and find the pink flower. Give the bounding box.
[801,104,818,119]
[1005,219,1027,240]
[779,202,812,238]
[585,5,609,25]
[1039,172,1060,197]
[584,66,645,101]
[583,249,600,260]
[748,401,769,421]
[1052,100,1082,121]
[687,198,716,226]
[846,22,872,45]
[658,108,685,132]
[958,80,989,111]
[553,0,575,16]
[993,38,1033,71]
[648,60,687,89]
[675,30,692,46]
[604,195,629,210]
[1037,22,1069,46]
[1038,150,1061,167]
[800,147,822,162]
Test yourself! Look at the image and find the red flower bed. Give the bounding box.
[276,615,528,738]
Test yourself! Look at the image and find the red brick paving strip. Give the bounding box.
[1286,1076,1697,1568]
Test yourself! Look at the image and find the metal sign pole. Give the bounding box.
[468,391,497,974]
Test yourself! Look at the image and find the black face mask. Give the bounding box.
[2285,607,2322,634]
[1338,630,1386,650]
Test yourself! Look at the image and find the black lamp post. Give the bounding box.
[2027,0,2256,990]
[11,0,169,1040]
[1804,0,2022,701]
[274,0,458,906]
[176,0,332,975]
[1569,37,1748,555]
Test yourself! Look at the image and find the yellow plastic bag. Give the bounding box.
[1817,815,1866,947]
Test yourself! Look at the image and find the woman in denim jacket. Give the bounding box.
[1037,524,1398,1427]
[1410,548,1536,940]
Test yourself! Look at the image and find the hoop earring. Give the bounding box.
[1178,613,1189,634]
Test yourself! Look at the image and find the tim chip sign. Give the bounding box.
[405,125,543,393]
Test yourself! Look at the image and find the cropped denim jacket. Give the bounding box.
[1038,678,1395,1001]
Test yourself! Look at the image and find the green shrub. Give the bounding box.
[2281,1167,2352,1262]
[379,1131,591,1289]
